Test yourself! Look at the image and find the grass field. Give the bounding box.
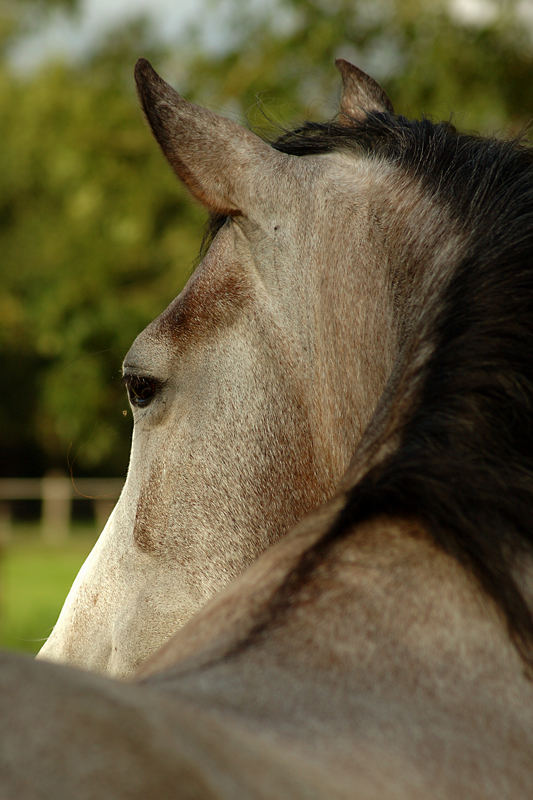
[0,525,97,655]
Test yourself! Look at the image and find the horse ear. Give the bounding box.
[135,59,280,216]
[335,59,394,122]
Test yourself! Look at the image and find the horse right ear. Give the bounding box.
[335,59,394,122]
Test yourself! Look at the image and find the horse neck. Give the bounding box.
[307,164,466,482]
[142,511,533,711]
[285,168,435,479]
[310,239,399,477]
[336,167,533,658]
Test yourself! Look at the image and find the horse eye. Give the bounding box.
[123,375,160,408]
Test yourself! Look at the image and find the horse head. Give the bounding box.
[38,60,405,675]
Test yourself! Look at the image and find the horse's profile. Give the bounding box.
[3,58,532,798]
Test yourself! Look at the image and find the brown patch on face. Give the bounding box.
[133,502,156,554]
[155,233,254,354]
[133,461,169,555]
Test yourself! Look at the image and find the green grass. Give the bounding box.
[0,524,97,655]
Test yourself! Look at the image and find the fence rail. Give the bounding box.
[0,475,124,543]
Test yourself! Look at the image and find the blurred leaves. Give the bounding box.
[0,41,204,473]
[1,0,532,475]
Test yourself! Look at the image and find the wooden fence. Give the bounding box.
[0,475,124,543]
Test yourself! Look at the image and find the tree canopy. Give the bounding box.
[2,0,532,476]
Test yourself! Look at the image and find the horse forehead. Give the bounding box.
[129,151,396,365]
[133,229,256,362]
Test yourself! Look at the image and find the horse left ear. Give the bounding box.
[135,58,284,217]
[336,59,394,122]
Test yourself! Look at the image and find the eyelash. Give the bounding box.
[123,374,161,408]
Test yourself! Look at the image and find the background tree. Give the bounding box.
[1,0,532,478]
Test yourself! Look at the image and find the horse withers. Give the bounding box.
[2,57,533,798]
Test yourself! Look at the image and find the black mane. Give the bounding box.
[270,114,533,668]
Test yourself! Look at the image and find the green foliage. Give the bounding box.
[1,48,204,473]
[185,0,533,135]
[2,0,532,476]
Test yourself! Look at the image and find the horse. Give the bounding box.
[37,59,399,677]
[2,57,533,799]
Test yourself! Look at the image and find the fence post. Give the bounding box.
[0,502,12,545]
[41,472,71,543]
